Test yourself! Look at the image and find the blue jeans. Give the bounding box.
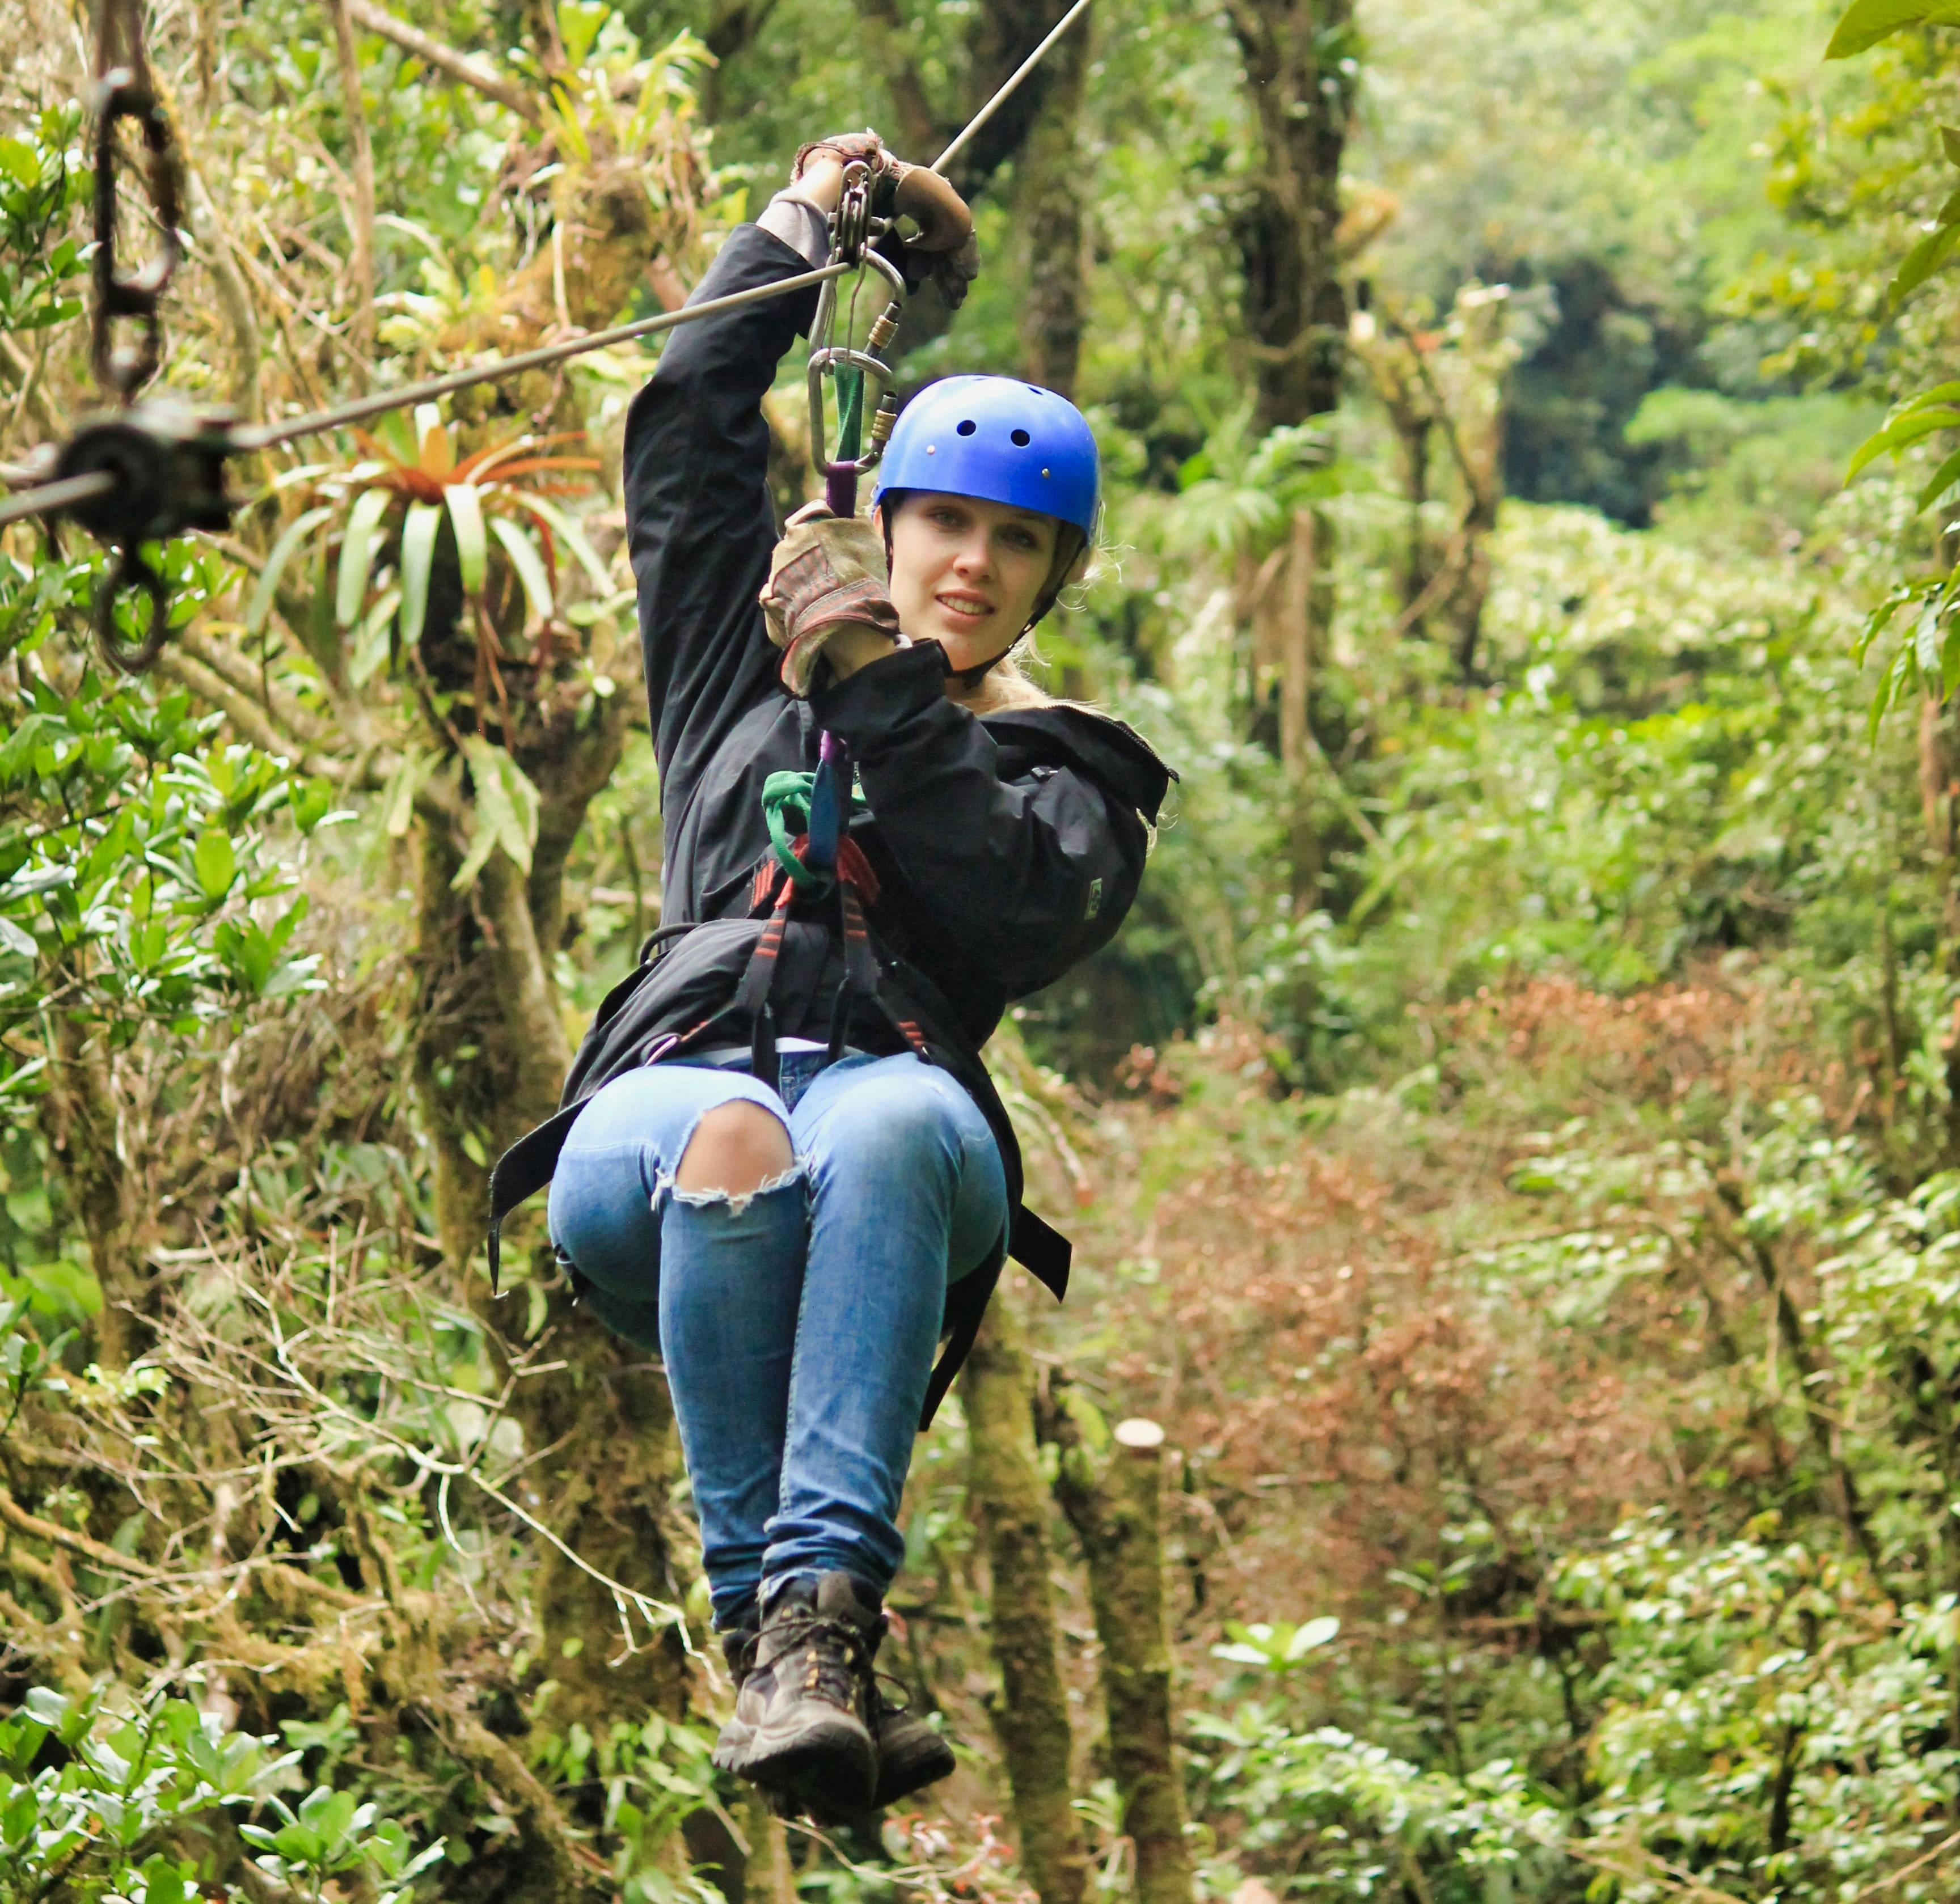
[547,1050,1007,1628]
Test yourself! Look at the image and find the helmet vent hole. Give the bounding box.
[1011,428,1031,446]
[956,418,977,437]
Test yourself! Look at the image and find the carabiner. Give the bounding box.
[808,242,907,509]
[91,67,183,403]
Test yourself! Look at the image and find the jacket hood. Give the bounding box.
[980,704,1177,825]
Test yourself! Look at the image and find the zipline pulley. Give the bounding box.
[54,404,237,672]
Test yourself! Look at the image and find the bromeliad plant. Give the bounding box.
[246,401,610,726]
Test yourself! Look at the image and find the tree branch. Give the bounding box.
[327,0,378,369]
[0,1480,158,1577]
[343,0,542,123]
[153,648,341,778]
[850,0,942,154]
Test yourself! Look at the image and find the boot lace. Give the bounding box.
[767,1609,872,1712]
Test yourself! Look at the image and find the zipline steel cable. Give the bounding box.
[0,0,1095,536]
[0,272,861,535]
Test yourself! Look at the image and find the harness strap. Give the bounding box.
[735,873,800,1091]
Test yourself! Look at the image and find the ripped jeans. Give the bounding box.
[546,1049,1007,1627]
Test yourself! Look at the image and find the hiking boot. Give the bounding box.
[712,1624,764,1776]
[713,1587,957,1815]
[729,1572,880,1815]
[866,1678,957,1811]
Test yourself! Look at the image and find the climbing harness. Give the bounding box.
[761,765,871,891]
[0,0,1095,667]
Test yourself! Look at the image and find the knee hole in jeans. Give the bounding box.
[674,1100,795,1199]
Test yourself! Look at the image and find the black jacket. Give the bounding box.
[489,223,1174,1423]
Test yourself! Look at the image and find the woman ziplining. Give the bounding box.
[488,131,1174,1822]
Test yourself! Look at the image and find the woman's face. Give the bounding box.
[878,491,1063,674]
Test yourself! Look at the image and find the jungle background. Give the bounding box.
[10,0,1960,1896]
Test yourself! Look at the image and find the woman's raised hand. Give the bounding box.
[786,130,980,310]
[759,500,909,695]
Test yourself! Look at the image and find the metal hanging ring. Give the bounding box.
[92,545,171,675]
[91,69,183,403]
[831,160,873,269]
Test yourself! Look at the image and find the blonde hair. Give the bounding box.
[952,650,1054,713]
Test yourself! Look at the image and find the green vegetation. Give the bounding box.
[10,0,1960,1896]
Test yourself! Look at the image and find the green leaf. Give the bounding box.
[398,502,443,648]
[22,1687,66,1727]
[1847,407,1960,480]
[1871,637,1918,743]
[348,587,401,689]
[244,508,333,636]
[1826,0,1960,58]
[1941,619,1960,700]
[1284,1614,1342,1660]
[1209,1641,1273,1665]
[0,138,39,188]
[192,828,237,902]
[1917,446,1960,510]
[335,486,394,628]
[444,483,488,596]
[1915,596,1944,680]
[1891,221,1960,304]
[374,410,417,465]
[452,735,540,890]
[513,494,611,592]
[488,517,554,627]
[559,0,610,66]
[142,1858,189,1904]
[378,747,432,838]
[1946,124,1960,166]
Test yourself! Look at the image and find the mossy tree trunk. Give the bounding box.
[1016,12,1091,397]
[1054,1418,1193,1904]
[962,1296,1090,1904]
[1224,0,1359,435]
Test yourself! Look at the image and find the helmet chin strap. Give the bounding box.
[956,634,1026,690]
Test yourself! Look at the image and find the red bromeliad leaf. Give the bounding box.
[452,430,589,485]
[387,468,449,506]
[476,457,603,482]
[449,434,527,485]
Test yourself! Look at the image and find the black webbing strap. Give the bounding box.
[1009,1204,1071,1300]
[734,873,798,1091]
[826,871,881,1061]
[486,1102,584,1294]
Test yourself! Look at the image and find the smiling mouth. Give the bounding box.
[937,594,994,620]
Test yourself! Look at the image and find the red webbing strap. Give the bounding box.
[826,866,882,1060]
[733,872,798,1088]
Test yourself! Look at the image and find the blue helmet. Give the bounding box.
[872,375,1099,535]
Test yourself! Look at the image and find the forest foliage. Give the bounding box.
[9,0,1960,1898]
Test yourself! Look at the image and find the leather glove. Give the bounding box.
[793,130,979,310]
[880,163,978,308]
[759,500,905,696]
[792,129,890,182]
